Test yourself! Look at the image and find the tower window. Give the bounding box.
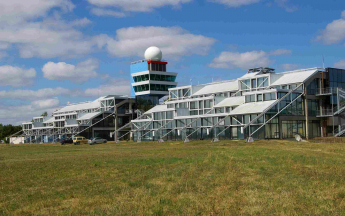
[149,63,166,72]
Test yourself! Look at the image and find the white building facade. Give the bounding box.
[128,67,345,141]
[19,95,135,143]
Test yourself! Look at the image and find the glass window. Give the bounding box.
[241,80,250,90]
[250,94,255,102]
[246,94,255,103]
[154,112,161,120]
[179,102,187,108]
[215,108,224,113]
[278,92,287,99]
[264,92,276,101]
[244,115,250,124]
[183,88,190,97]
[258,77,269,88]
[257,94,263,101]
[178,90,183,98]
[199,101,203,109]
[190,110,198,116]
[204,100,212,108]
[166,111,173,119]
[251,79,257,88]
[190,101,197,109]
[171,90,178,98]
[245,95,251,103]
[258,78,264,87]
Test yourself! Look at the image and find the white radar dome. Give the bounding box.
[144,46,162,61]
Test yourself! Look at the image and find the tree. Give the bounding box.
[0,124,22,143]
[41,112,48,117]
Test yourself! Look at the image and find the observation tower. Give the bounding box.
[130,46,178,109]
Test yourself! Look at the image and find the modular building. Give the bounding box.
[128,66,345,142]
[12,46,345,143]
[19,95,135,143]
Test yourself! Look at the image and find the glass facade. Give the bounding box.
[132,67,344,142]
[150,84,176,92]
[307,79,319,95]
[282,120,305,139]
[133,74,176,83]
[133,74,149,82]
[308,99,319,116]
[328,68,345,89]
[133,84,149,92]
[149,63,166,72]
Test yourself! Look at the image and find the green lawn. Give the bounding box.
[1,140,345,215]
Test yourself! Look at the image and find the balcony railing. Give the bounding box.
[335,124,345,137]
[316,88,336,96]
[316,109,334,117]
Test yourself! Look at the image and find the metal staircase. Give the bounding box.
[334,88,345,115]
[111,110,149,142]
[242,83,304,138]
[72,98,133,138]
[334,124,345,137]
[6,130,24,144]
[316,88,345,137]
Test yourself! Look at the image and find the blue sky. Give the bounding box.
[0,0,345,124]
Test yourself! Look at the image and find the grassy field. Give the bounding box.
[1,140,345,215]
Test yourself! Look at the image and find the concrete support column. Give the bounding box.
[304,87,309,140]
[114,106,118,142]
[129,102,133,141]
[320,98,324,137]
[332,92,335,136]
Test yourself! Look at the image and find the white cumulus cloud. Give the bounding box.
[0,1,105,59]
[0,79,130,101]
[0,19,103,59]
[280,63,299,71]
[334,60,345,69]
[316,11,345,45]
[0,0,74,24]
[103,26,216,59]
[0,79,132,124]
[0,65,36,87]
[0,87,74,100]
[274,0,298,12]
[32,98,60,109]
[91,8,126,17]
[209,49,291,69]
[208,0,261,7]
[42,59,99,83]
[70,18,92,26]
[84,79,131,97]
[0,99,60,125]
[209,51,269,69]
[269,49,292,56]
[88,0,191,12]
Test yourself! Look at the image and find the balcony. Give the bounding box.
[117,109,133,115]
[316,88,336,96]
[316,109,334,117]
